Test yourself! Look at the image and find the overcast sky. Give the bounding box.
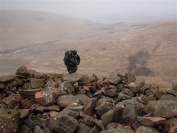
[0,0,176,23]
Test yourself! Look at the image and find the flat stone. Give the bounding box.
[0,75,15,83]
[62,73,84,83]
[167,89,177,96]
[19,88,43,99]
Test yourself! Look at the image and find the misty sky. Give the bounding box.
[0,0,176,24]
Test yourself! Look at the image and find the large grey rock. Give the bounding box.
[30,78,44,89]
[164,118,177,133]
[2,94,22,109]
[35,87,58,106]
[77,123,92,133]
[100,126,133,133]
[159,94,177,101]
[109,73,121,85]
[121,97,146,116]
[167,89,177,96]
[127,79,145,93]
[90,126,101,133]
[0,109,19,133]
[57,108,79,118]
[57,95,79,108]
[122,97,140,106]
[10,77,24,86]
[24,114,42,129]
[34,126,45,133]
[135,126,160,133]
[150,85,159,96]
[125,72,136,83]
[63,73,84,83]
[75,94,91,105]
[106,88,118,97]
[101,109,114,127]
[117,92,131,101]
[122,105,137,120]
[59,81,74,94]
[82,115,104,130]
[57,94,90,108]
[122,88,134,97]
[137,116,166,126]
[84,98,97,115]
[65,104,83,112]
[16,66,30,76]
[48,115,79,133]
[101,106,123,127]
[95,99,115,117]
[144,100,177,118]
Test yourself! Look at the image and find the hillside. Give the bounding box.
[0,10,177,78]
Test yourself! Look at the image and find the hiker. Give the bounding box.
[64,50,80,74]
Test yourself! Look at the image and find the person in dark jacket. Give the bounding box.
[64,50,80,74]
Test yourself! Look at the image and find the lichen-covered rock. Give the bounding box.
[48,115,79,133]
[35,87,58,106]
[144,100,177,118]
[0,109,19,133]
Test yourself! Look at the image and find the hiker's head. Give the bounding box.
[71,50,77,56]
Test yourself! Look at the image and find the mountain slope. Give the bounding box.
[0,10,177,77]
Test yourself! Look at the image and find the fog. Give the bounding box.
[0,0,176,24]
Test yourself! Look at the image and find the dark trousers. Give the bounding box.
[67,66,77,74]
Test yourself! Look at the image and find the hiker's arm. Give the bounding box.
[76,55,80,65]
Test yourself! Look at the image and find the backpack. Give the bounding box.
[65,50,69,56]
[64,51,70,61]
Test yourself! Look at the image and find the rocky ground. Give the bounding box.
[0,66,177,133]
